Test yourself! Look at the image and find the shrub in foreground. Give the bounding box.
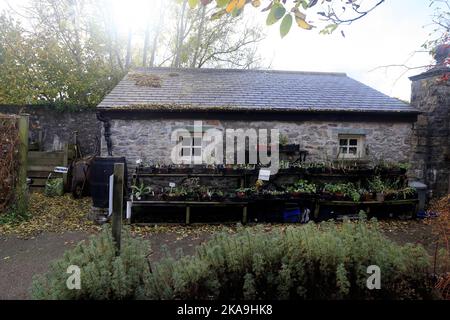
[31,219,439,300]
[144,219,438,300]
[31,226,150,300]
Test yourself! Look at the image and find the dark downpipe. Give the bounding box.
[96,111,113,156]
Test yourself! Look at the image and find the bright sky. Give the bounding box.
[253,0,435,102]
[1,0,437,102]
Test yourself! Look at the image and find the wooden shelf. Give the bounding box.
[319,199,418,205]
[131,200,248,206]
[134,173,243,178]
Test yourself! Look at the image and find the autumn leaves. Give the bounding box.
[186,0,315,38]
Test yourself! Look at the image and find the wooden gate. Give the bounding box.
[27,144,70,192]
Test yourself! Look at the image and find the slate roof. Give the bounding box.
[97,67,417,114]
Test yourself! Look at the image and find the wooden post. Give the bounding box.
[186,206,191,225]
[242,206,248,224]
[314,201,320,219]
[17,115,29,211]
[112,163,124,256]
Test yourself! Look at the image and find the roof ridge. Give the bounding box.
[132,67,347,77]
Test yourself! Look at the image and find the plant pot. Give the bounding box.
[156,168,169,174]
[137,167,153,174]
[362,193,375,201]
[223,168,235,175]
[201,194,211,201]
[384,192,397,201]
[320,191,334,200]
[290,191,302,199]
[280,144,299,153]
[211,195,224,202]
[236,192,247,200]
[376,193,385,202]
[331,168,345,174]
[333,193,347,201]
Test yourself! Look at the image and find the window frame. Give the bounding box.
[179,133,203,163]
[338,134,365,159]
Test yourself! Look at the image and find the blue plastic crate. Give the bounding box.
[283,208,301,223]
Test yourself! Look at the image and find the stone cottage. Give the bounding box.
[97,68,418,170]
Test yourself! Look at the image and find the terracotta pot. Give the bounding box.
[236,192,246,198]
[376,193,385,202]
[362,193,374,201]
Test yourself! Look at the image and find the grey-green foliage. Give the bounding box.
[143,218,438,300]
[31,226,150,300]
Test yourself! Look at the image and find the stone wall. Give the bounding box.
[410,69,450,197]
[101,118,414,171]
[0,105,101,156]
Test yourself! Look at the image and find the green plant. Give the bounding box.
[142,219,438,300]
[397,163,411,171]
[279,134,289,146]
[288,180,317,194]
[0,201,30,224]
[236,187,256,195]
[262,190,286,197]
[31,226,151,300]
[131,182,152,200]
[368,176,387,194]
[44,175,64,197]
[323,183,361,202]
[165,187,189,200]
[398,187,417,200]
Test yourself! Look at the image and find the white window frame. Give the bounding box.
[338,135,365,159]
[179,133,203,163]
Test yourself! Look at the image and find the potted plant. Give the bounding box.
[235,187,255,200]
[224,164,235,174]
[211,190,225,202]
[200,187,212,201]
[322,183,346,200]
[131,182,152,201]
[236,188,247,199]
[396,163,410,175]
[164,187,187,201]
[368,176,387,202]
[272,190,287,200]
[322,183,361,202]
[287,180,316,199]
[361,189,374,201]
[307,162,327,174]
[154,164,169,174]
[398,187,417,200]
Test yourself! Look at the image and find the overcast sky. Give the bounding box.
[1,0,437,102]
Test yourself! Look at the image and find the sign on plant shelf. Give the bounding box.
[258,169,271,181]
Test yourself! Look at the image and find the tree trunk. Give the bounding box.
[149,2,165,67]
[191,5,206,68]
[125,28,133,69]
[142,21,150,67]
[174,0,187,68]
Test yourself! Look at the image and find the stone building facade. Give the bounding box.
[95,67,450,196]
[101,117,414,170]
[409,66,450,197]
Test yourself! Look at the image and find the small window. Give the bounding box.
[180,134,202,160]
[338,135,365,159]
